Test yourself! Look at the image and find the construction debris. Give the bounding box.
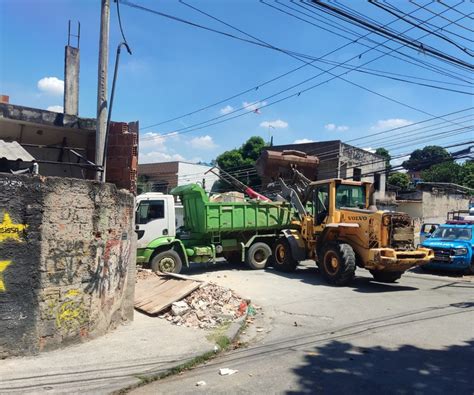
[219,368,238,376]
[196,381,207,387]
[158,283,248,329]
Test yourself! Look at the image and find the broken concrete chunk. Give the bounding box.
[219,368,238,376]
[171,301,191,316]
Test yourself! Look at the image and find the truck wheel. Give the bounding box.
[319,243,356,286]
[464,260,474,275]
[246,242,272,270]
[151,250,183,274]
[370,271,403,283]
[273,238,298,272]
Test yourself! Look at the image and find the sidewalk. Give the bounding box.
[0,311,241,394]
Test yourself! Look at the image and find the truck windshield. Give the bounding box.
[136,200,165,224]
[336,184,366,209]
[431,227,471,240]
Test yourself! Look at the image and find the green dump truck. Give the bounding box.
[136,184,296,273]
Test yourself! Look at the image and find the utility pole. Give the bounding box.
[95,0,110,181]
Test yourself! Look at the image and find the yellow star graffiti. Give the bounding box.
[0,260,12,292]
[0,212,27,242]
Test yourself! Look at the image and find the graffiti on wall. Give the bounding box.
[45,240,88,285]
[0,212,27,242]
[85,234,131,297]
[0,260,12,292]
[0,211,27,292]
[55,289,87,332]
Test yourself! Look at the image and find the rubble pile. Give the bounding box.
[159,283,248,329]
[136,268,155,281]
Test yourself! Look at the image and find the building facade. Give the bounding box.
[270,140,387,199]
[138,161,220,194]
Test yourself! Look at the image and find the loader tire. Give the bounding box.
[273,238,298,272]
[151,250,183,274]
[319,243,356,286]
[246,242,272,270]
[370,270,403,283]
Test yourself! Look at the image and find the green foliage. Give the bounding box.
[421,161,462,184]
[214,136,267,191]
[375,147,391,169]
[388,172,410,190]
[402,145,451,171]
[459,160,474,189]
[420,160,474,189]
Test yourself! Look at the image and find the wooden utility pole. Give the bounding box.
[95,0,110,181]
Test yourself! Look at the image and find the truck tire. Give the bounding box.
[319,243,356,286]
[246,242,272,270]
[273,238,298,272]
[370,270,403,283]
[150,250,183,274]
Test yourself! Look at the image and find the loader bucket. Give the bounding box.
[256,149,319,180]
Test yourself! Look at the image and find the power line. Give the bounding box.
[281,0,473,83]
[138,3,472,141]
[369,0,473,56]
[308,0,474,71]
[410,0,474,34]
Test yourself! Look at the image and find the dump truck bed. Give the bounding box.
[171,184,293,234]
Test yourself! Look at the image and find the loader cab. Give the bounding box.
[135,193,177,249]
[311,179,370,226]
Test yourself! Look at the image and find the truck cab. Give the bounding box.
[421,220,474,273]
[136,193,180,256]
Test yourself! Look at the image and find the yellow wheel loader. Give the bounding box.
[272,170,433,285]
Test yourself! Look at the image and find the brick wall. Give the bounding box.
[0,173,136,358]
[87,121,139,194]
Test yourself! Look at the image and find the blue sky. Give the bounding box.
[1,0,472,165]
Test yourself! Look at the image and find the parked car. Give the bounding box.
[421,221,474,274]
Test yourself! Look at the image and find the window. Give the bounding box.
[136,200,165,224]
[314,184,329,225]
[374,173,381,191]
[431,227,472,240]
[336,184,366,209]
[353,168,362,181]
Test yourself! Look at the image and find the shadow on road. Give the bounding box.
[263,266,419,293]
[183,260,418,292]
[287,339,474,394]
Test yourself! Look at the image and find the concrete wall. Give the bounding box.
[397,191,470,244]
[0,173,136,358]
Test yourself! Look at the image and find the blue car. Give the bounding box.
[421,222,474,273]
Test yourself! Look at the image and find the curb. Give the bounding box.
[114,311,248,394]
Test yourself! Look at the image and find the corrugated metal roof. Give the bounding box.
[0,140,35,161]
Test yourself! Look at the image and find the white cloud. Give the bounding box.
[260,119,288,129]
[363,147,376,153]
[293,138,314,144]
[139,151,185,164]
[188,135,217,150]
[140,132,167,151]
[370,118,412,132]
[243,101,267,112]
[325,123,349,132]
[47,105,63,113]
[37,77,64,96]
[220,105,234,115]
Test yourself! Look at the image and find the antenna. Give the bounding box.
[67,20,81,48]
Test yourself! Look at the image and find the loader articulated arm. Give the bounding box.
[278,177,307,220]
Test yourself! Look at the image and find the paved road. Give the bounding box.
[131,262,474,394]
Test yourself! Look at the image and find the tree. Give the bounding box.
[459,160,474,189]
[375,147,391,169]
[420,161,462,184]
[402,145,451,172]
[214,136,267,191]
[388,172,410,190]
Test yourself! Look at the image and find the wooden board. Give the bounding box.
[134,274,202,315]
